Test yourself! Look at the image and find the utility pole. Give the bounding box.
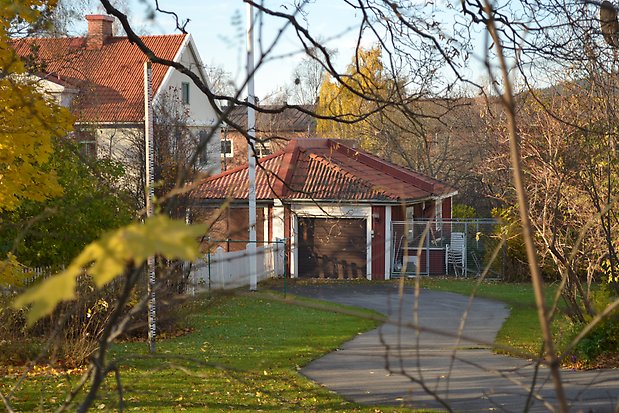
[247,4,258,291]
[144,61,156,353]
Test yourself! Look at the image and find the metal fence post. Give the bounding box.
[207,250,211,291]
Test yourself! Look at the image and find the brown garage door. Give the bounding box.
[298,217,367,279]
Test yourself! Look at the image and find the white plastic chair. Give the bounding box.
[445,232,466,276]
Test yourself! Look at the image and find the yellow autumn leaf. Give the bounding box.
[13,215,207,325]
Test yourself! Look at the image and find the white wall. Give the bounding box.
[32,77,78,108]
[157,36,221,174]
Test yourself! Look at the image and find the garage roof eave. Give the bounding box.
[191,198,274,207]
[283,197,438,206]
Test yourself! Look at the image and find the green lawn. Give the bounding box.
[1,292,424,412]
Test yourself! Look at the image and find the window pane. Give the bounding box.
[198,130,209,165]
[79,141,96,159]
[256,142,271,157]
[181,82,190,104]
[220,140,233,157]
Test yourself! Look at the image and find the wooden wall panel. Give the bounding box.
[298,218,367,279]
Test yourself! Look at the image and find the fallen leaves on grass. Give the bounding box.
[1,364,87,378]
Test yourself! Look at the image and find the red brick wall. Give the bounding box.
[220,131,311,171]
[442,197,452,219]
[193,205,265,252]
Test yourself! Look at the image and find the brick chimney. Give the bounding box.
[85,15,114,49]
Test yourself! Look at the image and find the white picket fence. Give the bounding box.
[189,242,285,291]
[21,266,54,286]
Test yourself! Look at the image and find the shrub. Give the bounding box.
[452,203,477,219]
[1,260,193,368]
[0,276,118,368]
[574,285,619,365]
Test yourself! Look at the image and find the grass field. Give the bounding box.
[1,292,427,412]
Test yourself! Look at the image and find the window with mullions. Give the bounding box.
[79,140,97,159]
[255,141,271,157]
[74,128,97,159]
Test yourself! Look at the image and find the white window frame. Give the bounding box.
[255,141,271,157]
[435,199,443,230]
[221,139,234,158]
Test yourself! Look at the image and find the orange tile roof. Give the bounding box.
[192,139,456,203]
[12,34,186,123]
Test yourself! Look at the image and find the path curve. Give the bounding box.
[288,283,619,412]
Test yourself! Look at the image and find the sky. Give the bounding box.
[108,1,377,100]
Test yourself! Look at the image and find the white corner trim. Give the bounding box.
[366,216,372,280]
[385,205,392,280]
[291,214,298,278]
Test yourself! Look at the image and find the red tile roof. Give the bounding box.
[192,139,456,203]
[12,34,186,123]
[193,154,286,200]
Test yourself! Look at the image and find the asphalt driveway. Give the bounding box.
[287,283,619,412]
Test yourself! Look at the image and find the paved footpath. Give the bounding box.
[287,283,619,412]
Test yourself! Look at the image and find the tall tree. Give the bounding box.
[290,50,325,105]
[316,45,486,210]
[317,46,391,147]
[0,0,73,212]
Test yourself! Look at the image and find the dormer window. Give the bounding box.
[181,82,190,104]
[255,141,271,157]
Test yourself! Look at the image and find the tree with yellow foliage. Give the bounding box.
[316,46,431,171]
[0,0,73,284]
[316,46,484,199]
[0,0,73,212]
[316,46,393,152]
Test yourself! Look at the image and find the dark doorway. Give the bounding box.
[298,217,367,279]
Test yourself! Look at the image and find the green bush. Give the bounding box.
[452,203,477,219]
[575,285,619,364]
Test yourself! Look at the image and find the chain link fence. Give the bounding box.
[391,219,505,278]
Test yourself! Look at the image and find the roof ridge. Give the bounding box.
[15,33,187,41]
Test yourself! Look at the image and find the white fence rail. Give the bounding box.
[190,242,285,291]
[6,242,285,295]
